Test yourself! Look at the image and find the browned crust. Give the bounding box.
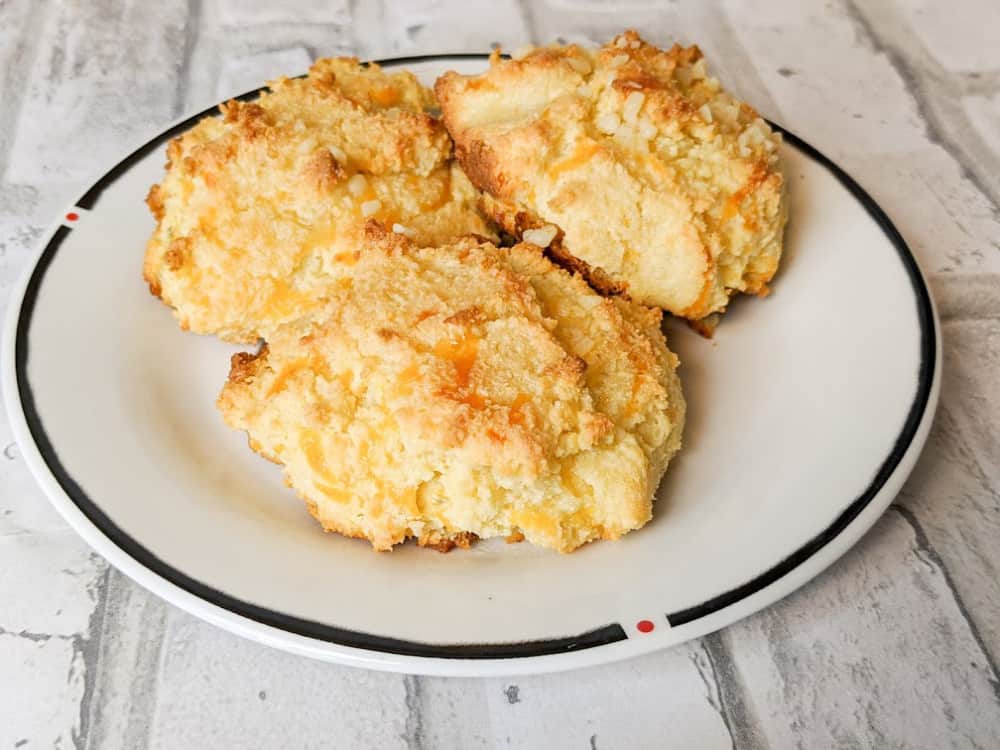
[220,100,270,141]
[478,185,630,298]
[679,245,717,320]
[163,237,191,272]
[165,136,183,167]
[303,147,346,191]
[452,137,508,200]
[362,219,410,254]
[436,72,510,201]
[247,436,282,465]
[442,306,485,326]
[420,531,479,553]
[547,352,588,381]
[143,55,481,342]
[304,494,483,553]
[145,184,164,222]
[477,193,533,236]
[687,314,719,339]
[227,345,269,385]
[545,238,629,297]
[146,279,162,298]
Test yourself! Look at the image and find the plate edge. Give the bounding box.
[0,53,942,675]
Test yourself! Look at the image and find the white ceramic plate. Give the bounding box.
[2,56,940,676]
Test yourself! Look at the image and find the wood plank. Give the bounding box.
[0,0,47,179]
[217,0,350,27]
[70,570,170,750]
[888,0,1000,74]
[7,0,192,184]
[845,150,1000,276]
[963,93,1000,162]
[416,643,736,749]
[724,509,1000,748]
[180,0,354,113]
[351,0,530,59]
[216,46,312,100]
[144,611,413,749]
[897,309,1000,664]
[847,0,1000,232]
[0,533,107,748]
[726,0,1000,276]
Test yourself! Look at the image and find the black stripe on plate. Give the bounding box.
[18,55,934,658]
[75,54,502,210]
[22,57,629,655]
[666,124,936,627]
[15,245,626,657]
[15,229,626,657]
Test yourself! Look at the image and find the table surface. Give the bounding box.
[2,1,999,747]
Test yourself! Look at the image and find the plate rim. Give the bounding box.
[1,53,941,676]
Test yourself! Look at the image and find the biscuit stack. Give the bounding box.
[144,32,786,553]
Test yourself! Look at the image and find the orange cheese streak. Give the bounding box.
[722,167,769,223]
[547,141,601,180]
[333,251,360,265]
[262,278,312,320]
[434,335,486,409]
[410,171,454,213]
[299,429,337,485]
[398,363,421,383]
[315,482,352,503]
[455,392,487,409]
[302,223,337,253]
[266,357,311,397]
[395,362,421,397]
[267,356,333,397]
[508,393,530,426]
[371,85,400,106]
[434,336,479,388]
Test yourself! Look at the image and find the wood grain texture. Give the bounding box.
[6,0,190,183]
[898,303,1000,665]
[177,0,355,115]
[728,0,1000,276]
[725,510,1000,749]
[415,645,736,749]
[146,614,413,750]
[0,534,106,748]
[351,0,530,59]
[0,1,998,748]
[0,0,46,179]
[74,570,169,750]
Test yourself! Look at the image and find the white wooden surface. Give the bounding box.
[1,1,999,747]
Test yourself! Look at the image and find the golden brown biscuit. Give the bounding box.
[145,57,495,343]
[218,224,685,553]
[435,31,787,321]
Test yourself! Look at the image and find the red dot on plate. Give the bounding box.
[66,212,79,222]
[636,619,654,633]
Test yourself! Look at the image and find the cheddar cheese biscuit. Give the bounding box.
[145,57,494,343]
[435,31,786,321]
[218,225,685,552]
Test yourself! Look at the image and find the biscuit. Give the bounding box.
[145,57,495,343]
[435,31,787,321]
[218,224,685,553]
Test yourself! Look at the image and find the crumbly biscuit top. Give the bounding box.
[219,225,684,552]
[145,57,493,342]
[436,31,786,319]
